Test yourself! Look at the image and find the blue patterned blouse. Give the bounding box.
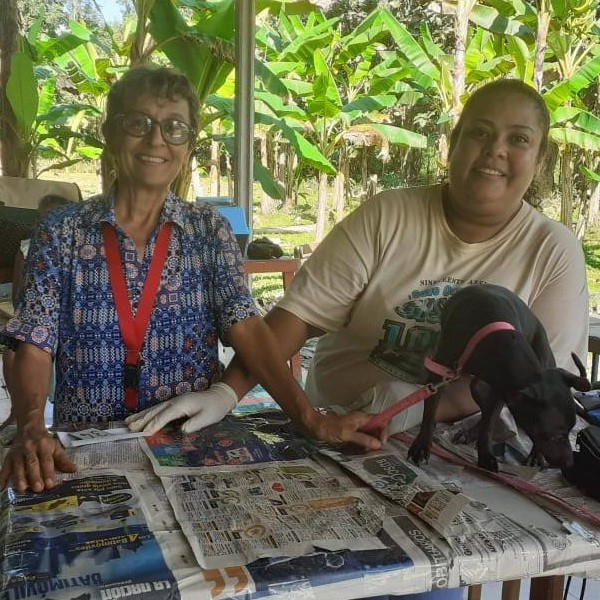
[4,192,258,424]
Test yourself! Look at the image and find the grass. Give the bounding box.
[584,230,600,295]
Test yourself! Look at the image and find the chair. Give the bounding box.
[0,177,82,284]
[0,175,81,208]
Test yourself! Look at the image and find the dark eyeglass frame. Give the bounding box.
[113,111,195,146]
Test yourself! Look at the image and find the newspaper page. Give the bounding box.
[140,411,314,475]
[0,470,179,600]
[383,437,600,586]
[161,460,387,569]
[318,446,480,538]
[65,437,152,472]
[57,427,149,448]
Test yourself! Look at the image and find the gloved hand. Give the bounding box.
[125,382,238,435]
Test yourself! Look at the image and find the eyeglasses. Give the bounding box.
[114,111,194,146]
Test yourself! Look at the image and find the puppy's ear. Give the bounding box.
[555,369,591,392]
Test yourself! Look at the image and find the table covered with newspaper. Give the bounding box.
[2,403,600,600]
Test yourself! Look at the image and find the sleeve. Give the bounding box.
[529,225,589,371]
[3,219,63,356]
[205,210,259,343]
[277,195,385,333]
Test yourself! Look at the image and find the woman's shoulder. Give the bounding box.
[41,194,107,228]
[170,197,230,236]
[523,204,579,243]
[371,183,442,206]
[349,184,442,224]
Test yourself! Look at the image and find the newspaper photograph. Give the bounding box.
[57,427,149,448]
[0,471,179,600]
[140,411,314,475]
[161,461,387,568]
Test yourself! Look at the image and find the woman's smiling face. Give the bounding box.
[113,92,192,195]
[447,91,544,223]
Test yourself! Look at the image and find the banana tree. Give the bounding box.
[145,0,317,200]
[2,19,109,179]
[542,0,600,227]
[257,8,427,239]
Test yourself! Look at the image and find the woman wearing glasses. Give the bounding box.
[2,66,383,492]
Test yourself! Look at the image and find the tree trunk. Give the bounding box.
[191,156,203,200]
[451,0,475,126]
[210,120,221,196]
[534,0,551,92]
[315,171,328,242]
[589,181,600,225]
[334,171,344,222]
[259,131,277,213]
[0,0,26,177]
[282,144,296,212]
[560,145,573,228]
[334,145,348,222]
[225,152,233,198]
[361,144,368,193]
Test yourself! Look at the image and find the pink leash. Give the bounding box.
[360,321,516,433]
[393,431,600,530]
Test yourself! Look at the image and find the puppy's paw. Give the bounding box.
[408,437,431,466]
[526,450,547,469]
[477,451,498,472]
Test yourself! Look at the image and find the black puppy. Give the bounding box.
[407,284,590,472]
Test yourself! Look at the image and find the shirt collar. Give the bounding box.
[83,189,187,231]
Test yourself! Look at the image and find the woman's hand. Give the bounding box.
[125,382,238,435]
[300,409,387,451]
[0,425,77,492]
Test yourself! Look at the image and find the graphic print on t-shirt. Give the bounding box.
[369,278,486,382]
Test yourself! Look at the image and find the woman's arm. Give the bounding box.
[226,313,383,449]
[11,250,25,309]
[0,342,76,492]
[223,307,323,399]
[529,232,589,371]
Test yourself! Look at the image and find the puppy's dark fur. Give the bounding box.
[407,284,590,471]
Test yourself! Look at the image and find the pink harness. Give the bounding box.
[360,321,515,433]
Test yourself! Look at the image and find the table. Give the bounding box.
[243,258,302,380]
[2,410,600,600]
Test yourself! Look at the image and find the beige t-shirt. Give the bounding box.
[278,185,589,429]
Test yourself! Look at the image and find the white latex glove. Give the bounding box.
[125,382,238,435]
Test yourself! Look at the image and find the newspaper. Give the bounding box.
[161,460,388,569]
[57,427,149,447]
[140,411,314,475]
[0,470,179,600]
[319,446,486,538]
[65,437,152,471]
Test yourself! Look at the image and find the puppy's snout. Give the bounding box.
[541,438,573,469]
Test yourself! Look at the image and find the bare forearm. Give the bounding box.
[12,343,52,431]
[226,312,319,425]
[223,308,322,401]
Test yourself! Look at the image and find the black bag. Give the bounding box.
[246,237,284,260]
[562,425,600,501]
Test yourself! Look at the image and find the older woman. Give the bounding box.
[1,66,383,493]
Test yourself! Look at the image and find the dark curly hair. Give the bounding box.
[102,65,199,146]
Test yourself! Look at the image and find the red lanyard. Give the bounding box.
[102,222,172,412]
